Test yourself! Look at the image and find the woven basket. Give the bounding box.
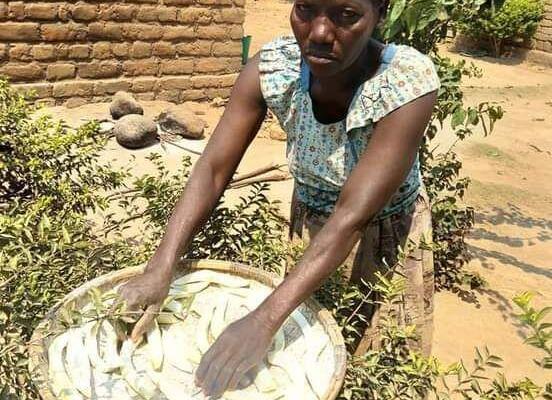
[29,259,347,400]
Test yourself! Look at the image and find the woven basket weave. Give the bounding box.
[29,259,347,400]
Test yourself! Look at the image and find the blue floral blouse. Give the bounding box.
[259,36,440,219]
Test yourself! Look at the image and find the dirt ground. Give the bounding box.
[45,0,551,388]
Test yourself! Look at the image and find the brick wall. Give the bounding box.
[0,0,245,107]
[534,0,552,52]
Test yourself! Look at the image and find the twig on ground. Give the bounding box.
[230,162,286,184]
[227,172,291,189]
[160,138,204,156]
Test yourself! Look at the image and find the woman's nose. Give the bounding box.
[308,15,335,45]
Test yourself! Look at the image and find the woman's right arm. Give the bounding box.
[119,54,268,342]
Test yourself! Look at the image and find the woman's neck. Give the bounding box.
[309,40,384,124]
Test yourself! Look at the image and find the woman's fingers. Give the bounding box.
[226,361,250,392]
[130,303,160,344]
[195,344,216,385]
[207,357,245,398]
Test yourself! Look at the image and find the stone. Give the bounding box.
[156,104,206,139]
[109,91,144,120]
[114,114,158,149]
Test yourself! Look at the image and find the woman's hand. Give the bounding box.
[117,255,173,343]
[195,311,276,398]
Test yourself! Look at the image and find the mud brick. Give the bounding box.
[0,3,7,21]
[123,23,164,41]
[72,3,98,21]
[214,8,245,24]
[177,7,212,24]
[156,76,192,90]
[53,81,94,97]
[112,42,130,58]
[25,3,59,20]
[122,59,159,76]
[176,40,212,56]
[212,41,242,57]
[131,77,157,92]
[163,26,195,41]
[89,22,123,41]
[68,44,90,59]
[93,79,131,95]
[46,63,76,81]
[160,58,194,75]
[195,57,230,73]
[152,41,176,57]
[0,22,41,41]
[197,25,229,40]
[16,82,52,98]
[78,61,121,79]
[9,44,32,61]
[99,4,135,21]
[130,42,152,59]
[30,44,56,60]
[8,2,24,20]
[180,89,206,101]
[41,23,87,42]
[0,63,44,82]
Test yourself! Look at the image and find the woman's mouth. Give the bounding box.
[306,53,336,65]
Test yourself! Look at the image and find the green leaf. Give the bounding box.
[452,108,466,128]
[388,0,407,24]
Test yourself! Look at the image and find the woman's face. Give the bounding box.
[291,0,381,78]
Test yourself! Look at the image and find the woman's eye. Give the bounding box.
[341,9,358,19]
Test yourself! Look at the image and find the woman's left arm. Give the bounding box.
[196,90,437,397]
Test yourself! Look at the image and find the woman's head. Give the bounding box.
[290,0,388,78]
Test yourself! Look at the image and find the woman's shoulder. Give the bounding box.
[389,44,437,72]
[260,35,301,59]
[258,36,302,117]
[348,44,440,128]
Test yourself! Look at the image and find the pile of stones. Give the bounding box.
[109,92,207,149]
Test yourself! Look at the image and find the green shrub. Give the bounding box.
[0,80,294,398]
[460,0,545,56]
[381,0,505,292]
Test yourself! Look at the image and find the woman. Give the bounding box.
[119,0,440,397]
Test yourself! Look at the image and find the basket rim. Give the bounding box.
[29,259,347,400]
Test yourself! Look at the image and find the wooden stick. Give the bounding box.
[160,138,204,156]
[230,162,286,184]
[228,172,291,189]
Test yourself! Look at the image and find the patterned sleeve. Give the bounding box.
[374,46,440,121]
[258,36,302,125]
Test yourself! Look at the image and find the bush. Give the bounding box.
[459,0,545,56]
[381,0,504,293]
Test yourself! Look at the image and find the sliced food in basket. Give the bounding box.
[162,323,194,373]
[146,320,164,371]
[173,270,250,288]
[48,331,84,400]
[66,327,92,398]
[45,268,338,400]
[120,340,161,399]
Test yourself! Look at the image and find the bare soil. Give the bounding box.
[45,0,551,387]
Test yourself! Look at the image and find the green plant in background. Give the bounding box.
[381,0,505,293]
[459,0,545,57]
[319,270,551,399]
